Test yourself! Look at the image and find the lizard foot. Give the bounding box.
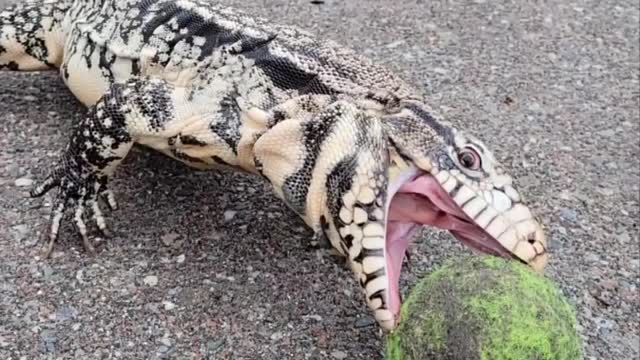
[30,165,116,258]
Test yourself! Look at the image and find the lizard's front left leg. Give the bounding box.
[30,78,176,258]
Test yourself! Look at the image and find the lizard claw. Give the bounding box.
[31,164,114,258]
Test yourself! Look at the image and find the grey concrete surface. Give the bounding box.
[1,0,638,359]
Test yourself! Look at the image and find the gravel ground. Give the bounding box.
[1,0,638,359]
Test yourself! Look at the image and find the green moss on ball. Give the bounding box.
[386,255,583,360]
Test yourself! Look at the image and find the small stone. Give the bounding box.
[303,314,322,322]
[75,270,84,282]
[0,336,8,347]
[559,208,578,222]
[599,280,618,291]
[596,187,614,196]
[143,275,158,286]
[207,338,225,352]
[163,301,176,310]
[159,337,172,347]
[617,232,631,244]
[556,226,567,236]
[161,233,180,247]
[72,323,81,331]
[14,178,34,187]
[558,191,572,200]
[354,316,376,328]
[331,350,348,359]
[270,332,284,341]
[385,40,405,48]
[176,254,185,264]
[55,306,77,321]
[224,210,237,221]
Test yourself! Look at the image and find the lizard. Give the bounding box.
[0,0,549,331]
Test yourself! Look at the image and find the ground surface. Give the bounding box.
[0,0,638,359]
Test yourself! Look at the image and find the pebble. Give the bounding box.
[176,254,185,264]
[143,275,158,286]
[331,350,348,359]
[224,210,237,221]
[14,178,33,187]
[271,332,284,341]
[354,316,376,328]
[207,338,225,352]
[163,301,176,310]
[559,208,578,222]
[161,233,180,247]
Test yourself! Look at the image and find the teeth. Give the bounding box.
[482,190,494,204]
[463,197,487,218]
[485,216,509,239]
[363,256,385,274]
[506,204,533,223]
[442,177,457,192]
[454,185,476,205]
[475,207,498,228]
[497,227,518,251]
[363,236,384,250]
[435,171,449,184]
[491,190,513,212]
[504,185,520,202]
[513,240,536,262]
[363,223,385,237]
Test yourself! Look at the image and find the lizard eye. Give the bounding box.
[458,147,481,170]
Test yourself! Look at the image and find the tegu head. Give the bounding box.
[0,0,68,71]
[327,98,549,331]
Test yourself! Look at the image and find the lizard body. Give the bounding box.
[1,0,548,331]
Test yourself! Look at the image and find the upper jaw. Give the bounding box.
[358,164,548,331]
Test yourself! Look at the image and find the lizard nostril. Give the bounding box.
[527,232,537,244]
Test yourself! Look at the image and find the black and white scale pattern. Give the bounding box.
[0,0,547,332]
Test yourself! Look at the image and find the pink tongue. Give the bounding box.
[384,175,492,317]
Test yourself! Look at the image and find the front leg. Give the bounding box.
[30,77,180,258]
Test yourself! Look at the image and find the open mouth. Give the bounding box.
[382,167,523,319]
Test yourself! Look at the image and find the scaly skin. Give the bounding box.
[0,0,549,331]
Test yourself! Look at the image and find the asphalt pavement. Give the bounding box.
[1,0,638,359]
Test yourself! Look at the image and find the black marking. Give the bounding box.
[343,234,354,247]
[281,103,344,215]
[460,196,476,209]
[209,92,242,153]
[180,135,207,146]
[363,267,385,287]
[404,102,454,142]
[354,248,384,263]
[325,154,358,220]
[473,205,489,221]
[368,288,387,309]
[212,155,231,167]
[449,180,463,198]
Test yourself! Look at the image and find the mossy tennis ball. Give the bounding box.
[385,255,583,360]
